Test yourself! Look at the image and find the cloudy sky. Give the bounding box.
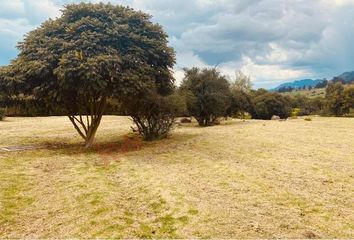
[1,0,354,88]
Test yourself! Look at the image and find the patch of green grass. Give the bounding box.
[0,159,34,227]
[156,214,178,236]
[188,208,199,215]
[137,223,155,238]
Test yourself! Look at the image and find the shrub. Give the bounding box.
[181,67,231,126]
[304,117,312,121]
[250,91,292,120]
[291,108,301,118]
[125,91,177,141]
[288,94,325,116]
[227,89,252,118]
[0,108,5,121]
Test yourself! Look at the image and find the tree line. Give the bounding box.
[0,3,353,148]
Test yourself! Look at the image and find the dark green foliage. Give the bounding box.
[0,108,5,121]
[3,3,175,147]
[332,77,345,84]
[250,90,292,119]
[227,89,252,118]
[125,90,177,141]
[307,97,326,115]
[290,94,325,116]
[278,86,294,93]
[181,68,231,126]
[325,82,345,116]
[343,85,354,115]
[1,97,124,117]
[315,80,328,89]
[168,91,189,117]
[227,71,253,118]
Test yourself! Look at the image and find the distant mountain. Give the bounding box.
[272,79,324,91]
[272,71,354,91]
[337,71,354,83]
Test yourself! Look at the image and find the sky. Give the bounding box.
[1,0,354,88]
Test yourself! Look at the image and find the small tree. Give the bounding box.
[343,85,354,115]
[228,71,253,118]
[232,70,253,93]
[325,82,345,116]
[5,3,175,147]
[315,79,328,89]
[125,90,177,141]
[181,68,231,126]
[227,89,252,118]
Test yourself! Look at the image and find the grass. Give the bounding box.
[0,116,353,238]
[281,88,326,98]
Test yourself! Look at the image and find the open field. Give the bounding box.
[0,116,353,238]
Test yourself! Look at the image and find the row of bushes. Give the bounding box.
[172,69,354,123]
[2,69,353,123]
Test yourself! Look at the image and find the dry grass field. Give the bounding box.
[281,88,326,98]
[0,116,353,238]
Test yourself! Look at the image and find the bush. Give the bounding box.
[250,91,292,120]
[304,117,312,121]
[125,91,177,141]
[227,89,252,118]
[0,108,5,121]
[181,68,231,126]
[291,108,301,118]
[288,94,325,116]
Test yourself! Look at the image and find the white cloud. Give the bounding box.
[1,0,354,87]
[0,0,25,16]
[324,0,354,7]
[25,0,61,20]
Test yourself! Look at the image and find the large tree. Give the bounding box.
[3,3,175,147]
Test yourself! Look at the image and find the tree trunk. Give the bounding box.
[84,111,104,148]
[68,97,107,149]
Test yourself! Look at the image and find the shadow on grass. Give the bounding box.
[42,134,145,155]
[178,119,253,128]
[41,131,200,157]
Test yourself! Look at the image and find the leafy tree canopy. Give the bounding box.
[232,70,253,93]
[2,3,175,147]
[181,67,231,126]
[325,82,345,116]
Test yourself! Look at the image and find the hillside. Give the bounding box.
[338,71,354,82]
[272,79,324,91]
[272,70,354,91]
[281,83,354,98]
[281,88,326,98]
